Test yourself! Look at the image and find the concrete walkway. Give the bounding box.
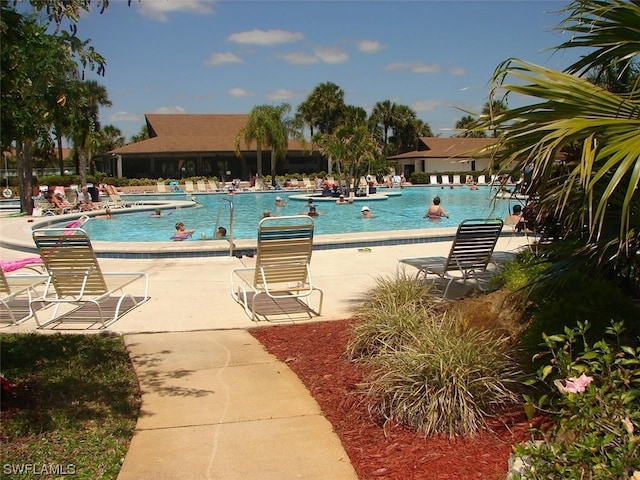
[0,215,531,479]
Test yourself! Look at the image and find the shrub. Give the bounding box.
[515,321,640,479]
[358,312,523,437]
[346,275,445,360]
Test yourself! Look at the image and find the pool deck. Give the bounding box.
[0,212,532,479]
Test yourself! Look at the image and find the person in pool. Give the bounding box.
[361,206,375,218]
[424,196,449,219]
[172,222,195,241]
[335,194,348,204]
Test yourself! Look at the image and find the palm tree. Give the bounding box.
[477,0,640,292]
[455,115,486,138]
[305,82,346,134]
[370,100,397,156]
[480,100,508,138]
[235,103,301,180]
[312,125,381,193]
[69,80,111,185]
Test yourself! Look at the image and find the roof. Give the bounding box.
[111,114,306,155]
[388,137,497,160]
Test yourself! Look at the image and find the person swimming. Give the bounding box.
[424,196,449,219]
[171,222,195,241]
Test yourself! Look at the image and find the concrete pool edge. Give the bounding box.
[1,213,519,259]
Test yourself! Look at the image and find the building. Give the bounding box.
[388,137,498,178]
[104,114,326,180]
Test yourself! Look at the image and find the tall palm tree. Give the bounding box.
[69,79,111,185]
[305,82,346,134]
[455,115,487,138]
[480,100,508,138]
[477,0,640,291]
[235,103,301,179]
[370,100,397,156]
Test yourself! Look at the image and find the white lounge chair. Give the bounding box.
[196,180,208,193]
[430,175,439,185]
[231,215,323,321]
[0,267,47,325]
[184,180,195,193]
[397,218,504,298]
[157,182,167,193]
[441,175,451,185]
[453,175,462,185]
[32,228,149,329]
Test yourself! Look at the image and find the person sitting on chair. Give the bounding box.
[77,186,97,211]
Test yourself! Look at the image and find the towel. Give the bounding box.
[0,258,43,272]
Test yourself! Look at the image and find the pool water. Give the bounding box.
[81,186,516,242]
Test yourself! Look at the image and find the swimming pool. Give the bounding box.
[81,186,515,242]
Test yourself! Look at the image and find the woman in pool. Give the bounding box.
[172,222,195,241]
[424,196,449,219]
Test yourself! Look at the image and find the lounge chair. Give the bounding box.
[196,180,208,193]
[453,175,462,185]
[31,228,149,329]
[157,182,167,193]
[430,175,439,185]
[441,175,450,185]
[104,185,139,209]
[397,218,504,298]
[184,180,195,193]
[302,177,315,193]
[208,179,221,192]
[0,265,47,325]
[230,215,323,321]
[477,175,487,185]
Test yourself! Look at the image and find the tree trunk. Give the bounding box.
[17,140,34,214]
[256,144,263,178]
[57,136,65,175]
[79,150,87,186]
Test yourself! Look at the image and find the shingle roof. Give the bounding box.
[388,137,497,160]
[110,114,305,155]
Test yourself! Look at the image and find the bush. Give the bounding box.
[346,275,445,360]
[359,312,523,437]
[514,321,640,479]
[347,275,523,437]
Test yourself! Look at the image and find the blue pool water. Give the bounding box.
[81,186,516,242]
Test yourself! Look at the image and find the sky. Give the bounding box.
[68,0,582,141]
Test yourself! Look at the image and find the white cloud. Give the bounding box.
[384,62,441,73]
[449,66,466,76]
[411,99,449,112]
[205,52,243,66]
[357,40,383,53]
[138,0,216,22]
[228,88,255,98]
[277,52,319,65]
[108,111,142,123]
[152,106,188,114]
[227,29,303,46]
[314,47,349,64]
[265,89,305,101]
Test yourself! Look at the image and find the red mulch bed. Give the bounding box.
[250,318,531,480]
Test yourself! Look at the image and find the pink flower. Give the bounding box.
[554,373,593,394]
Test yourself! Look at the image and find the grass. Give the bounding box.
[0,333,140,480]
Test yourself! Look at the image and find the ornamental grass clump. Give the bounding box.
[346,274,446,360]
[514,320,640,479]
[358,311,523,437]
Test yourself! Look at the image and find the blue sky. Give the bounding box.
[74,0,579,141]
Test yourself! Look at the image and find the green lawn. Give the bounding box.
[0,333,140,480]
